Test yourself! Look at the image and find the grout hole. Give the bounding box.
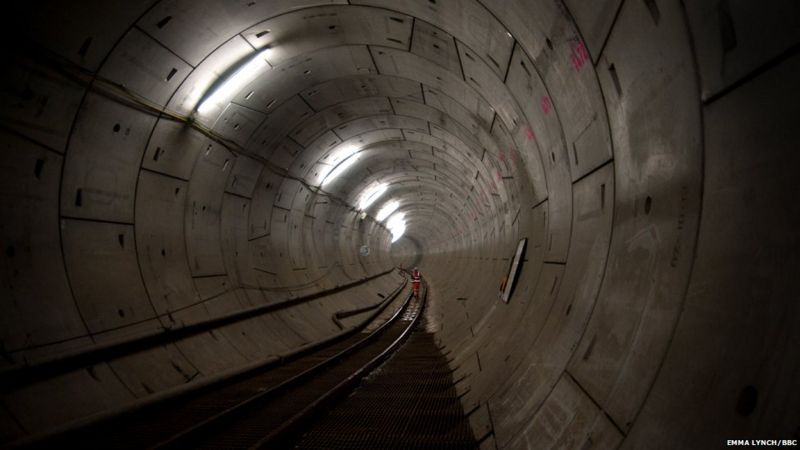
[600,184,606,209]
[156,16,172,29]
[75,189,83,207]
[113,123,121,133]
[153,147,161,161]
[166,68,178,81]
[117,233,124,248]
[328,25,336,30]
[161,249,166,256]
[609,63,622,96]
[736,385,758,416]
[34,159,44,179]
[644,196,652,214]
[520,59,530,77]
[718,0,738,52]
[644,0,661,24]
[118,309,125,317]
[78,37,92,57]
[545,37,553,51]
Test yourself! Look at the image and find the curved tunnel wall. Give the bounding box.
[1,0,799,448]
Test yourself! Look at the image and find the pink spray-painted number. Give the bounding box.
[540,96,552,114]
[571,41,589,72]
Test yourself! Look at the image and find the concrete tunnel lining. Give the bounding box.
[1,0,799,448]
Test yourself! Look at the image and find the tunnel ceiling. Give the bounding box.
[175,2,545,250]
[14,0,575,252]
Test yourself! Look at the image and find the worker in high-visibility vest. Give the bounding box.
[411,267,421,298]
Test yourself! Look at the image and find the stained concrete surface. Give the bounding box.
[1,0,798,448]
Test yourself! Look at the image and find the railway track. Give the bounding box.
[28,279,425,450]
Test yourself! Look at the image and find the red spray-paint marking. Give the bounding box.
[571,41,589,72]
[524,127,536,142]
[540,96,552,114]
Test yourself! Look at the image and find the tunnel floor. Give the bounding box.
[28,285,478,449]
[295,317,477,450]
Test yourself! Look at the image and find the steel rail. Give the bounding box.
[152,282,423,450]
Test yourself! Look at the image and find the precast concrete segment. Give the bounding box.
[1,0,798,448]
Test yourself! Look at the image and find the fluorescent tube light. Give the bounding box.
[375,200,400,222]
[197,47,271,114]
[321,154,360,187]
[358,183,387,210]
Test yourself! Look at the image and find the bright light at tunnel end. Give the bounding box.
[197,47,272,114]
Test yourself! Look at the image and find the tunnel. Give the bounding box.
[1,0,799,448]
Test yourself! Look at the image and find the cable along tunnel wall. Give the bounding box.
[1,0,799,449]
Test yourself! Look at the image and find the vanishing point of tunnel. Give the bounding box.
[1,0,799,448]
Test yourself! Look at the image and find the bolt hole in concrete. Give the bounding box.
[34,158,44,178]
[736,385,758,416]
[77,37,92,56]
[645,196,652,214]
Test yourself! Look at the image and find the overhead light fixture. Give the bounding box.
[358,183,387,210]
[197,47,272,114]
[391,223,406,243]
[327,144,359,165]
[386,212,405,230]
[321,154,360,187]
[386,212,406,243]
[375,200,400,221]
[319,145,361,186]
